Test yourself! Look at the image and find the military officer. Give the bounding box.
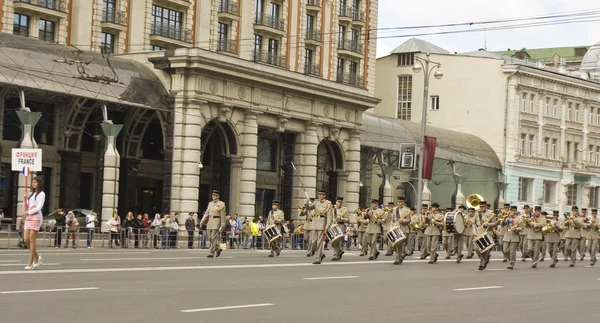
[503,206,524,270]
[383,202,395,256]
[266,200,284,257]
[362,199,384,260]
[358,207,369,257]
[475,201,496,270]
[303,198,315,257]
[460,207,479,261]
[419,204,431,259]
[452,205,467,263]
[526,206,546,268]
[307,190,333,265]
[586,209,599,266]
[394,197,413,255]
[442,207,454,259]
[391,209,407,266]
[545,210,562,268]
[519,205,531,262]
[200,190,227,258]
[579,208,589,261]
[563,206,583,267]
[424,202,444,264]
[331,197,349,261]
[498,203,510,262]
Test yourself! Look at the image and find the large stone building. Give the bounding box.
[0,0,379,223]
[375,38,600,213]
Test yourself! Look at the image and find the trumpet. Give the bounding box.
[498,211,508,222]
[542,219,558,233]
[383,207,391,214]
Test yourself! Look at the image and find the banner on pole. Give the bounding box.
[422,136,437,180]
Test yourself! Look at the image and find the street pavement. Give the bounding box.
[0,247,599,323]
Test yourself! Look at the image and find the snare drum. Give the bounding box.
[444,212,465,235]
[386,227,407,247]
[326,226,345,243]
[264,225,282,243]
[473,233,495,253]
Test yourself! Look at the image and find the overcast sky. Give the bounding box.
[376,0,600,57]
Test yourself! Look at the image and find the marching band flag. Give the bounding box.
[21,166,30,176]
[422,136,437,180]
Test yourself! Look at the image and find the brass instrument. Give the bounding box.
[383,207,391,214]
[410,211,425,231]
[498,211,508,222]
[479,214,493,230]
[542,219,558,233]
[466,194,485,211]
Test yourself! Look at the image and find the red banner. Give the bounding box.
[422,136,437,180]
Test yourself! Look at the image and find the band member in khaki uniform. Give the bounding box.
[503,206,524,269]
[383,202,395,256]
[419,204,431,259]
[357,208,369,256]
[442,208,454,259]
[475,201,496,269]
[303,198,315,256]
[425,203,443,264]
[563,206,583,267]
[545,210,562,268]
[559,215,567,261]
[453,205,467,263]
[267,200,284,257]
[460,207,478,261]
[331,197,348,261]
[586,209,599,266]
[391,210,407,265]
[519,205,531,262]
[498,203,510,262]
[362,199,384,260]
[579,208,589,261]
[394,197,413,255]
[307,190,332,264]
[200,190,227,258]
[526,206,546,268]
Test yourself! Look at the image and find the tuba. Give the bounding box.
[466,194,485,211]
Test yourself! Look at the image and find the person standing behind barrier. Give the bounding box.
[185,212,196,249]
[241,218,250,249]
[133,214,143,249]
[169,214,179,248]
[161,214,171,249]
[107,211,121,248]
[250,218,259,248]
[64,211,79,248]
[54,208,65,248]
[142,213,150,248]
[86,210,98,249]
[23,176,45,270]
[150,214,161,249]
[200,190,227,258]
[122,212,134,248]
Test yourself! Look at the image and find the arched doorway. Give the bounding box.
[199,120,238,214]
[316,140,344,198]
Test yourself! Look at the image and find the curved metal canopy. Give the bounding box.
[0,33,168,110]
[362,112,502,169]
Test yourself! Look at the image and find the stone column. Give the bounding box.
[293,122,318,220]
[496,182,508,206]
[345,130,361,211]
[119,157,141,214]
[100,123,123,221]
[583,107,589,163]
[560,99,567,158]
[58,151,82,209]
[537,94,544,156]
[238,111,259,219]
[15,110,41,219]
[229,156,243,217]
[453,175,466,207]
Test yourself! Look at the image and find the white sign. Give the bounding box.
[11,149,43,172]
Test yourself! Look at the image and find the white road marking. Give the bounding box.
[304,276,359,280]
[181,303,275,313]
[0,287,99,294]
[80,257,235,261]
[0,252,151,256]
[0,260,19,263]
[454,286,504,291]
[0,263,60,267]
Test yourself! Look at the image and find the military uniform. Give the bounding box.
[424,203,444,264]
[200,190,227,258]
[475,204,496,270]
[363,200,385,260]
[452,206,467,263]
[394,201,413,255]
[383,202,395,256]
[391,211,407,265]
[586,210,599,266]
[563,210,583,267]
[460,209,479,260]
[331,197,349,261]
[502,208,524,269]
[579,209,589,261]
[358,210,369,256]
[519,207,531,261]
[307,191,333,264]
[302,199,314,256]
[497,204,510,261]
[441,209,454,259]
[545,211,562,267]
[267,202,284,257]
[526,208,546,268]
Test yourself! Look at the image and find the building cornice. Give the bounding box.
[503,64,600,95]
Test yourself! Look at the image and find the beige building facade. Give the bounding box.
[0,0,379,224]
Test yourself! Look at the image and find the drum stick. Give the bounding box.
[290,162,310,201]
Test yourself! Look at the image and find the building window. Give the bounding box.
[518,177,532,202]
[268,38,279,58]
[306,14,315,34]
[551,139,557,160]
[567,103,573,121]
[545,98,551,116]
[544,137,549,158]
[566,184,577,206]
[255,0,264,19]
[597,110,600,126]
[397,75,412,120]
[566,141,572,162]
[39,19,55,42]
[590,187,599,208]
[590,145,595,165]
[270,2,280,19]
[574,143,579,162]
[100,32,115,54]
[149,44,165,51]
[338,24,346,46]
[597,147,600,166]
[529,94,535,113]
[543,180,556,204]
[336,57,344,82]
[590,108,595,125]
[521,92,527,112]
[397,53,414,66]
[304,48,315,74]
[257,137,277,172]
[430,96,440,111]
[575,103,580,122]
[254,34,263,54]
[528,135,534,156]
[151,5,183,38]
[553,99,559,118]
[519,134,526,155]
[13,13,29,37]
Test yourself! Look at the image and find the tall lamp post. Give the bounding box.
[412,53,443,216]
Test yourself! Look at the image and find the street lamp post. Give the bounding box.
[412,53,443,216]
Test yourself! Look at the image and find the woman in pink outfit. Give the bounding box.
[24,177,45,270]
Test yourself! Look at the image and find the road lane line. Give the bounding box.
[0,252,151,256]
[80,257,235,261]
[0,263,60,267]
[0,260,18,263]
[0,287,99,294]
[304,276,359,280]
[454,286,503,291]
[181,303,275,313]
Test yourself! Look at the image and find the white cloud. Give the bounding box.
[376,0,600,57]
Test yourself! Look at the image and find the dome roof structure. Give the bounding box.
[581,41,600,79]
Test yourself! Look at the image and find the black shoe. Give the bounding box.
[385,253,393,256]
[433,253,438,263]
[276,250,281,257]
[268,254,274,257]
[331,257,339,261]
[311,251,316,256]
[312,261,321,265]
[321,254,325,261]
[569,264,575,267]
[456,255,463,264]
[216,249,222,258]
[532,264,537,268]
[207,254,214,258]
[550,263,556,268]
[466,255,473,259]
[428,261,434,264]
[359,253,365,257]
[478,266,484,271]
[419,256,426,260]
[393,261,401,265]
[445,256,451,259]
[306,253,312,257]
[507,266,513,270]
[368,256,374,260]
[374,251,380,260]
[339,251,345,260]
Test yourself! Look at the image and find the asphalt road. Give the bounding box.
[0,248,598,323]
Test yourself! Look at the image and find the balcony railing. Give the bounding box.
[304,64,321,76]
[102,7,126,25]
[336,72,364,87]
[150,22,192,43]
[338,39,363,54]
[218,0,239,15]
[306,0,321,7]
[254,50,287,68]
[217,39,238,54]
[14,0,67,12]
[339,6,351,18]
[305,28,321,42]
[349,7,364,22]
[255,14,285,31]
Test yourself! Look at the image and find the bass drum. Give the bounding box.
[444,212,465,235]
